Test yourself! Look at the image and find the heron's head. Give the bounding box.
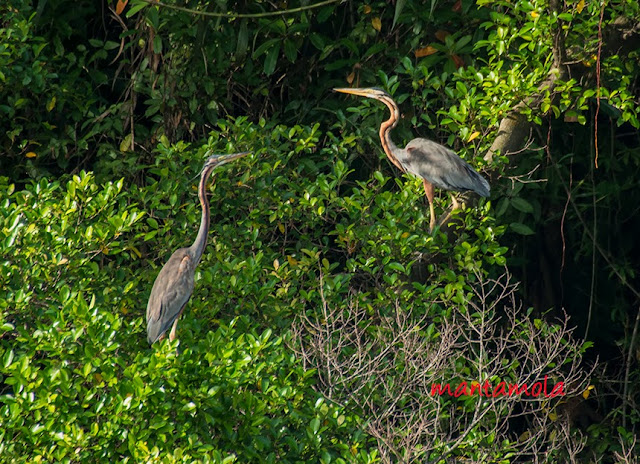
[203,151,250,171]
[333,87,390,101]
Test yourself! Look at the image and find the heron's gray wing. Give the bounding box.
[404,138,490,196]
[146,248,196,344]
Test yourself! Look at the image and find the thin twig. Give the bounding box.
[140,0,344,18]
[622,305,640,429]
[594,1,605,168]
[585,142,597,340]
[552,160,640,301]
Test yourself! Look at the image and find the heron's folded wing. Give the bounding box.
[405,139,490,195]
[146,251,195,343]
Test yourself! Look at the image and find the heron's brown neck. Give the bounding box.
[378,95,405,172]
[189,166,214,264]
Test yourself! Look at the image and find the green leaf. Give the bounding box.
[310,417,320,434]
[3,349,14,368]
[1,322,15,332]
[324,59,351,71]
[510,222,535,235]
[126,0,148,17]
[392,0,406,30]
[317,6,333,23]
[510,197,534,213]
[104,41,120,51]
[388,262,405,273]
[252,38,280,59]
[456,81,468,96]
[363,42,387,58]
[153,36,162,54]
[284,40,297,63]
[236,20,249,59]
[144,230,158,241]
[309,33,325,51]
[495,197,509,217]
[263,44,280,75]
[456,35,472,50]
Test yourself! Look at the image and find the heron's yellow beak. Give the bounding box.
[333,87,379,98]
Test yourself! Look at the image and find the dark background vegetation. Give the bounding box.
[1,0,639,462]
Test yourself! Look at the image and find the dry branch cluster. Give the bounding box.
[293,271,594,463]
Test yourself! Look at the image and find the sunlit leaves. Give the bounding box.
[125,0,149,18]
[414,45,438,58]
[0,150,379,462]
[371,17,381,32]
[583,384,595,399]
[467,131,480,142]
[120,133,133,152]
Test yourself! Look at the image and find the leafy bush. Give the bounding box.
[0,142,383,462]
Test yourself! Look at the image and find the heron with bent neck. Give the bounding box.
[334,87,490,231]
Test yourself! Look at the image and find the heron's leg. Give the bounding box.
[428,201,436,232]
[423,180,436,232]
[168,316,180,342]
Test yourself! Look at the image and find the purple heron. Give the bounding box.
[334,87,490,230]
[146,152,249,345]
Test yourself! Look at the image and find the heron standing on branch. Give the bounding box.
[146,152,250,345]
[334,87,490,231]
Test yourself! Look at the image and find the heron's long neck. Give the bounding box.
[189,167,213,265]
[378,96,406,172]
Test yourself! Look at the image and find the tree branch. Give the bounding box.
[140,0,344,19]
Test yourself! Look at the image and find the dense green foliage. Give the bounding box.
[0,128,377,462]
[2,0,640,461]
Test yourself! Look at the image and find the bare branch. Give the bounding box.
[140,0,344,19]
[292,270,594,462]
